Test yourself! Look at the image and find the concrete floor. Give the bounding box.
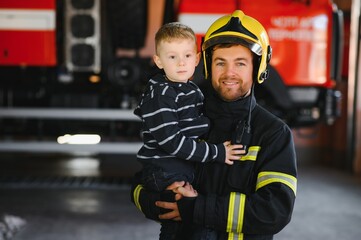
[1,152,361,240]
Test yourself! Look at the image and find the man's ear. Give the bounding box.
[153,55,163,69]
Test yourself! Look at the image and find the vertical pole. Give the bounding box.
[347,0,361,173]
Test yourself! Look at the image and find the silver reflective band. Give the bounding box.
[249,43,262,56]
[239,146,261,161]
[256,172,297,196]
[227,192,246,234]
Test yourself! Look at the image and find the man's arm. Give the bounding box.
[130,171,161,221]
[190,183,296,234]
[130,171,186,221]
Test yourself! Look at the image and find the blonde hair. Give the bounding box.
[155,22,197,54]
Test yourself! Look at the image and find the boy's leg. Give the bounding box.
[141,169,190,240]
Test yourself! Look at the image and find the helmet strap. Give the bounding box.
[247,83,255,127]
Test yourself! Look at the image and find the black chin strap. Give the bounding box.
[246,83,255,128]
[231,83,254,152]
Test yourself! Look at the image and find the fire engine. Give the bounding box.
[0,0,344,153]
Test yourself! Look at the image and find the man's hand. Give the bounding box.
[155,181,184,221]
[156,182,198,221]
[156,201,181,221]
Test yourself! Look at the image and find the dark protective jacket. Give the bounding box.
[131,84,297,240]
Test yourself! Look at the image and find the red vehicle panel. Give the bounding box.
[241,0,334,88]
[0,0,56,66]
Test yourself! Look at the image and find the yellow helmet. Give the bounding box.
[202,10,272,83]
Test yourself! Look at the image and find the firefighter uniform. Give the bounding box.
[175,86,297,239]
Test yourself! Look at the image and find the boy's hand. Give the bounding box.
[223,141,246,165]
[174,182,197,197]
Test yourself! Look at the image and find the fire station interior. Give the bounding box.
[1,0,361,239]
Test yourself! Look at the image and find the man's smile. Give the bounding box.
[223,81,238,85]
[222,79,240,86]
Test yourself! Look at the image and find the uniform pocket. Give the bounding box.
[227,160,255,193]
[227,146,261,192]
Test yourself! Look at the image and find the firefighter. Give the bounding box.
[131,10,297,240]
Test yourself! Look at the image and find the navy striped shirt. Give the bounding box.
[134,74,225,174]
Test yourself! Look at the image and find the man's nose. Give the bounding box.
[225,64,236,76]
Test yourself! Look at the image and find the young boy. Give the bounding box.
[134,22,242,239]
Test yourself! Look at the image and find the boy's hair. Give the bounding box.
[155,22,197,54]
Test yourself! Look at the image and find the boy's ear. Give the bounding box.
[195,52,201,66]
[153,55,163,69]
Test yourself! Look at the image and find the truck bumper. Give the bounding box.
[289,88,342,127]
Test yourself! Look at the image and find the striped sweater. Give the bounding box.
[134,74,225,176]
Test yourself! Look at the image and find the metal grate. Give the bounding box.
[0,176,131,189]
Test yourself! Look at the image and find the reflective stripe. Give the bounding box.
[0,9,55,30]
[178,13,224,34]
[228,232,244,240]
[133,184,144,212]
[227,192,246,235]
[256,171,297,196]
[239,146,261,161]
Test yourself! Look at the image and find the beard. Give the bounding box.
[213,77,249,101]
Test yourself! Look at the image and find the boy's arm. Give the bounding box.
[141,93,226,164]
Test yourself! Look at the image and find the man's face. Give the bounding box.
[211,45,254,101]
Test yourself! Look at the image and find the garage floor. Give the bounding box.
[1,151,361,240]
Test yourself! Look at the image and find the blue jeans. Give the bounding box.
[142,167,194,240]
[141,167,194,192]
[189,227,218,240]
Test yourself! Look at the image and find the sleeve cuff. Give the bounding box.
[214,143,226,163]
[130,172,161,222]
[177,196,196,224]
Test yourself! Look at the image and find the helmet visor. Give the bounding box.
[202,35,262,56]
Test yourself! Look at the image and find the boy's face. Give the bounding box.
[153,39,200,83]
[211,44,254,101]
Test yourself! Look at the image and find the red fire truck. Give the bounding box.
[0,0,344,152]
